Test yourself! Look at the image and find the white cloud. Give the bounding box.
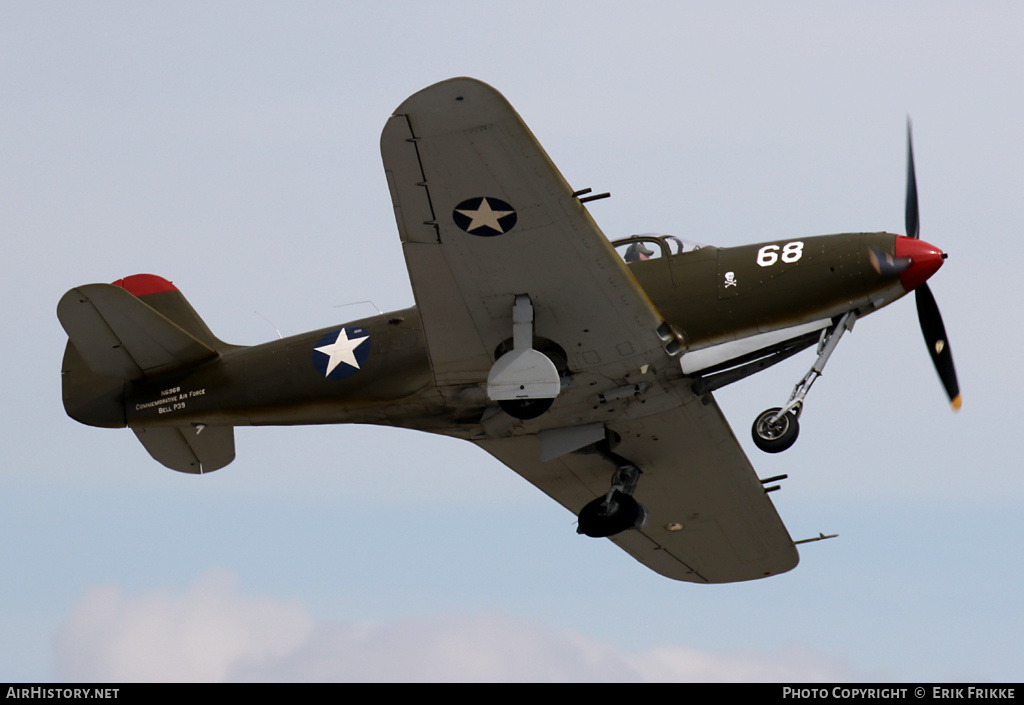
[53,570,312,682]
[630,645,850,683]
[54,571,850,682]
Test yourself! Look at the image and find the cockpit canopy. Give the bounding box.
[612,233,704,263]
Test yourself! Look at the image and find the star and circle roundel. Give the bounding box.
[312,326,371,380]
[452,196,517,237]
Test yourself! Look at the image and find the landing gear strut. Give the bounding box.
[577,444,648,538]
[752,311,857,453]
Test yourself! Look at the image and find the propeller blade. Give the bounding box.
[905,122,920,240]
[915,282,961,410]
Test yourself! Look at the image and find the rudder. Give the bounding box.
[58,275,238,473]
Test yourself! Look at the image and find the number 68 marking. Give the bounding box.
[757,241,804,267]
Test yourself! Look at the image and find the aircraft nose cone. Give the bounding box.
[894,236,945,293]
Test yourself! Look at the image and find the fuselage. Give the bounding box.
[628,231,907,350]
[103,231,919,437]
[56,75,957,582]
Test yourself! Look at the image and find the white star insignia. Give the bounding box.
[456,198,515,233]
[314,328,369,377]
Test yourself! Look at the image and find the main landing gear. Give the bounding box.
[577,442,648,538]
[487,294,561,419]
[498,398,554,420]
[752,311,858,453]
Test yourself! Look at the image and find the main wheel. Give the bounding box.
[499,397,553,420]
[752,407,800,453]
[576,491,647,537]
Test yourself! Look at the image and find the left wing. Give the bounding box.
[380,77,676,394]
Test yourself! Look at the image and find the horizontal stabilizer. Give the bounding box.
[57,284,217,380]
[133,425,235,474]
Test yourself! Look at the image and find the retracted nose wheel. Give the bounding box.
[752,407,800,453]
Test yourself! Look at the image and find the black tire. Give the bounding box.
[499,397,553,420]
[577,491,647,538]
[751,407,800,453]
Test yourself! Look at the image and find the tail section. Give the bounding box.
[58,274,236,473]
[133,425,235,475]
[110,274,236,353]
[57,276,220,381]
[60,340,125,428]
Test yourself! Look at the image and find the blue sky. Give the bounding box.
[2,1,1022,681]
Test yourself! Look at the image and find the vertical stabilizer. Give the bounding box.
[111,274,237,353]
[59,274,238,472]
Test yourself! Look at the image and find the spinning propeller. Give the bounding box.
[899,124,961,411]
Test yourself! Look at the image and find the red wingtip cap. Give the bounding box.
[894,236,945,293]
[112,274,178,296]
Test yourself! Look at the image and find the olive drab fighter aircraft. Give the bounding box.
[58,78,960,584]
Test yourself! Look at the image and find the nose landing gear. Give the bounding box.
[752,406,800,454]
[752,311,857,453]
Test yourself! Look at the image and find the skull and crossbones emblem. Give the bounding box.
[724,271,738,288]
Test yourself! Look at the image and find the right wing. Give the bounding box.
[476,388,799,583]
